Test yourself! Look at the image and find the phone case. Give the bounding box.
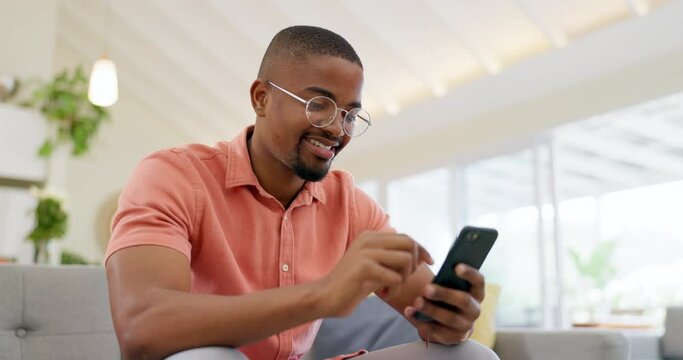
[414,226,498,322]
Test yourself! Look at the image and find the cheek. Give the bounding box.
[268,120,302,156]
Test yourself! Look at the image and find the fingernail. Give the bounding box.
[425,285,436,297]
[456,264,468,274]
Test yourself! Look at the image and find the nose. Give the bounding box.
[325,109,345,137]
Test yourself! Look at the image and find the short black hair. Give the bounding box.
[257,25,363,79]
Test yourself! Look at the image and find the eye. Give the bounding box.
[307,97,334,112]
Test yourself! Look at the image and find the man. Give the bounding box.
[105,26,499,360]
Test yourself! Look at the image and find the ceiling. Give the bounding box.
[55,0,671,146]
[464,91,683,215]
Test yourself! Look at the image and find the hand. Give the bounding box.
[403,264,485,345]
[317,231,433,317]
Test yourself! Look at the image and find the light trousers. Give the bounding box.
[164,339,500,360]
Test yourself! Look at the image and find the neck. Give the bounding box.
[247,132,305,209]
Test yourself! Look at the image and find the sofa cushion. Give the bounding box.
[0,265,120,360]
[311,296,420,359]
[470,283,500,348]
[0,265,24,360]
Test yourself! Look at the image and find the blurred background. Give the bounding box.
[1,0,682,332]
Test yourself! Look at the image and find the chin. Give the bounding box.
[292,160,332,182]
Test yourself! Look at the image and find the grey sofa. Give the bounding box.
[0,265,119,360]
[1,265,678,360]
[309,296,630,360]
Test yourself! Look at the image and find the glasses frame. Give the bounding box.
[266,80,371,137]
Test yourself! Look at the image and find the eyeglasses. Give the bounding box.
[266,81,371,137]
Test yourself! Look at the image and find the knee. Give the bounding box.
[164,346,248,360]
[448,340,500,360]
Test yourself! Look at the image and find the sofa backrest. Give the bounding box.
[0,265,119,360]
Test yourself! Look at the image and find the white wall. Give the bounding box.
[0,1,195,263]
[53,40,194,262]
[0,0,57,82]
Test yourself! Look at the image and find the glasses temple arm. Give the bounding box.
[266,81,308,105]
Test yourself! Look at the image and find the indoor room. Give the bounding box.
[1,1,682,359]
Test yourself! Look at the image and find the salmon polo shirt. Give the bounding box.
[105,126,394,360]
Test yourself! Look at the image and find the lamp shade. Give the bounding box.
[88,57,118,107]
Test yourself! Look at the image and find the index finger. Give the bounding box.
[374,233,434,267]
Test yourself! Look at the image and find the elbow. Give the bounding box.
[114,307,167,360]
[117,318,158,360]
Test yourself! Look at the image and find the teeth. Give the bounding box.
[307,138,332,150]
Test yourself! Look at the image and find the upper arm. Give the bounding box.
[106,150,198,264]
[104,151,198,335]
[105,245,190,356]
[106,245,190,317]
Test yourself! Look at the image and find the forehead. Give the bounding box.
[280,55,364,102]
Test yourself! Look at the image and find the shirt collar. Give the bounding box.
[224,126,327,205]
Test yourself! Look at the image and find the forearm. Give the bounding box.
[117,282,325,359]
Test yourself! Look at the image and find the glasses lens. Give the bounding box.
[344,108,371,137]
[306,96,336,127]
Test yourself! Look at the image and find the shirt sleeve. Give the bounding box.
[105,149,198,264]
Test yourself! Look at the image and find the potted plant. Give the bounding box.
[27,187,68,263]
[569,240,617,322]
[17,66,110,263]
[21,66,110,158]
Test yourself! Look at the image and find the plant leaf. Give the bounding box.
[37,139,54,158]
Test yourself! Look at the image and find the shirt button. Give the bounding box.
[15,328,27,338]
[282,264,289,272]
[283,214,288,221]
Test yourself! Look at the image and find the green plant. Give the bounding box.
[60,250,90,265]
[21,66,109,157]
[27,188,68,263]
[569,240,617,289]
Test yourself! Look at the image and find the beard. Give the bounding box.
[288,140,334,182]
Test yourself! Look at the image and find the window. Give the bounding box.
[387,168,452,270]
[461,149,544,327]
[555,94,683,326]
[364,91,683,329]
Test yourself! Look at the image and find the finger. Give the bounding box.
[362,233,433,271]
[403,306,434,339]
[422,284,480,320]
[365,261,403,299]
[365,248,415,281]
[413,296,472,333]
[365,233,417,253]
[405,306,464,345]
[456,264,485,302]
[417,243,434,265]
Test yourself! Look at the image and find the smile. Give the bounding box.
[306,138,332,150]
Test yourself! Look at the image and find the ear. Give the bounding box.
[250,80,268,117]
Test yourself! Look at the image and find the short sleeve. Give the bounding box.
[105,149,198,264]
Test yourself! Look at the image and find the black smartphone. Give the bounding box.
[414,226,498,322]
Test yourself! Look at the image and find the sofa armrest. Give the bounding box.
[494,329,629,360]
[662,306,683,359]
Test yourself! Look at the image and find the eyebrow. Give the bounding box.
[304,86,362,109]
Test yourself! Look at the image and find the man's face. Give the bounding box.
[260,55,364,181]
